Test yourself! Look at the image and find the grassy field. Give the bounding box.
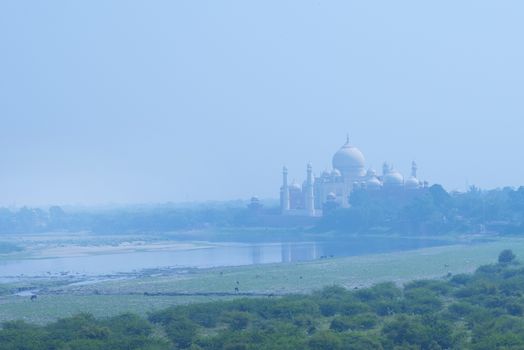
[1,235,524,324]
[0,294,223,324]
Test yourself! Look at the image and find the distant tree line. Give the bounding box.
[319,185,524,235]
[0,203,269,234]
[2,185,524,235]
[2,250,524,349]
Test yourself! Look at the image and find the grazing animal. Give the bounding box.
[30,295,37,301]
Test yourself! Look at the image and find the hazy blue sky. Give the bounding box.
[0,1,523,206]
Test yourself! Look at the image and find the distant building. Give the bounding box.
[247,196,263,211]
[280,136,429,217]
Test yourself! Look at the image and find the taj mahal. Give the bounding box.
[280,136,429,217]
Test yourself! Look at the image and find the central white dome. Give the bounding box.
[332,138,365,177]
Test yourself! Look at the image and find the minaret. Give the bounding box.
[411,161,418,178]
[382,162,390,176]
[305,163,315,216]
[281,166,290,212]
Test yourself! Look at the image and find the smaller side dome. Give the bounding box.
[289,181,302,191]
[405,177,420,189]
[383,170,404,187]
[331,169,341,177]
[367,176,382,190]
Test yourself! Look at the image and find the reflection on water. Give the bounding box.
[0,237,452,277]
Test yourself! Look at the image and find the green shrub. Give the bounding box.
[221,311,252,331]
[499,249,516,264]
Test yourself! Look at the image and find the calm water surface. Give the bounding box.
[0,237,453,277]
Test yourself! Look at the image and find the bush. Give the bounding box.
[330,313,378,332]
[450,274,472,285]
[307,331,342,350]
[161,316,197,349]
[319,300,339,317]
[404,280,452,296]
[402,289,443,314]
[221,311,251,331]
[330,316,352,332]
[340,333,384,350]
[382,315,453,349]
[499,249,516,264]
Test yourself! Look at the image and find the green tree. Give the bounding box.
[221,311,251,331]
[307,331,342,350]
[498,249,516,264]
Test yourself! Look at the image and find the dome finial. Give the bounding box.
[346,133,350,144]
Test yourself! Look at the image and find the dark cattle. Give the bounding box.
[30,295,37,301]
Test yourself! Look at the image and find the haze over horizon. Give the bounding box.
[1,1,523,206]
